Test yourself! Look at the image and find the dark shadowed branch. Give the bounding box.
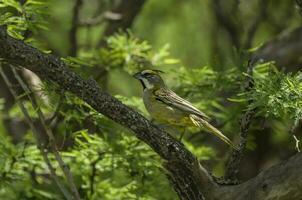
[224,60,256,180]
[69,0,83,56]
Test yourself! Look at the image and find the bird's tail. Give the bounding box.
[190,115,238,150]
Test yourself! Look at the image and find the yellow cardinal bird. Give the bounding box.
[133,69,237,149]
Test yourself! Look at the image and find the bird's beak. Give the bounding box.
[133,72,143,80]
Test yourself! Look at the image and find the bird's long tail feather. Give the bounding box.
[189,115,238,150]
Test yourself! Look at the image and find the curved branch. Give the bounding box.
[217,152,302,200]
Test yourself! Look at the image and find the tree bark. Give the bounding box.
[1,26,302,200]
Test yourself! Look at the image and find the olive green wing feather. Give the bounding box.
[154,88,210,120]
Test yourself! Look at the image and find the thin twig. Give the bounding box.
[69,0,83,56]
[89,152,105,195]
[293,135,301,152]
[12,67,81,200]
[0,66,73,200]
[224,60,256,180]
[79,11,122,27]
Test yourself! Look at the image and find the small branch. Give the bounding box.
[0,66,73,200]
[89,152,105,195]
[79,11,122,27]
[12,67,81,200]
[224,60,256,180]
[293,135,301,152]
[69,0,83,56]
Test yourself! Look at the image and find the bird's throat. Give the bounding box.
[139,80,146,89]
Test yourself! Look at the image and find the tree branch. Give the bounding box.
[217,152,302,200]
[79,11,122,27]
[224,60,256,180]
[69,0,83,56]
[225,25,302,180]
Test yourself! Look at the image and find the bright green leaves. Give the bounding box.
[0,0,49,40]
[100,32,177,74]
[247,63,302,125]
[62,129,175,200]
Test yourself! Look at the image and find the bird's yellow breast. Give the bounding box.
[143,89,193,127]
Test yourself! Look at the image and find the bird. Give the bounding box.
[133,69,237,150]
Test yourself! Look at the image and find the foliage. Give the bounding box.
[100,32,178,74]
[0,0,49,40]
[248,62,302,126]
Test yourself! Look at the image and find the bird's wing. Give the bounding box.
[154,88,210,120]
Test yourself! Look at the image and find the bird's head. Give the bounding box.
[133,69,165,90]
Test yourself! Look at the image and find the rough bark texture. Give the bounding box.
[1,26,302,200]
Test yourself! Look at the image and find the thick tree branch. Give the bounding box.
[217,152,302,200]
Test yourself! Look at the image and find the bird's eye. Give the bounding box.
[144,73,152,77]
